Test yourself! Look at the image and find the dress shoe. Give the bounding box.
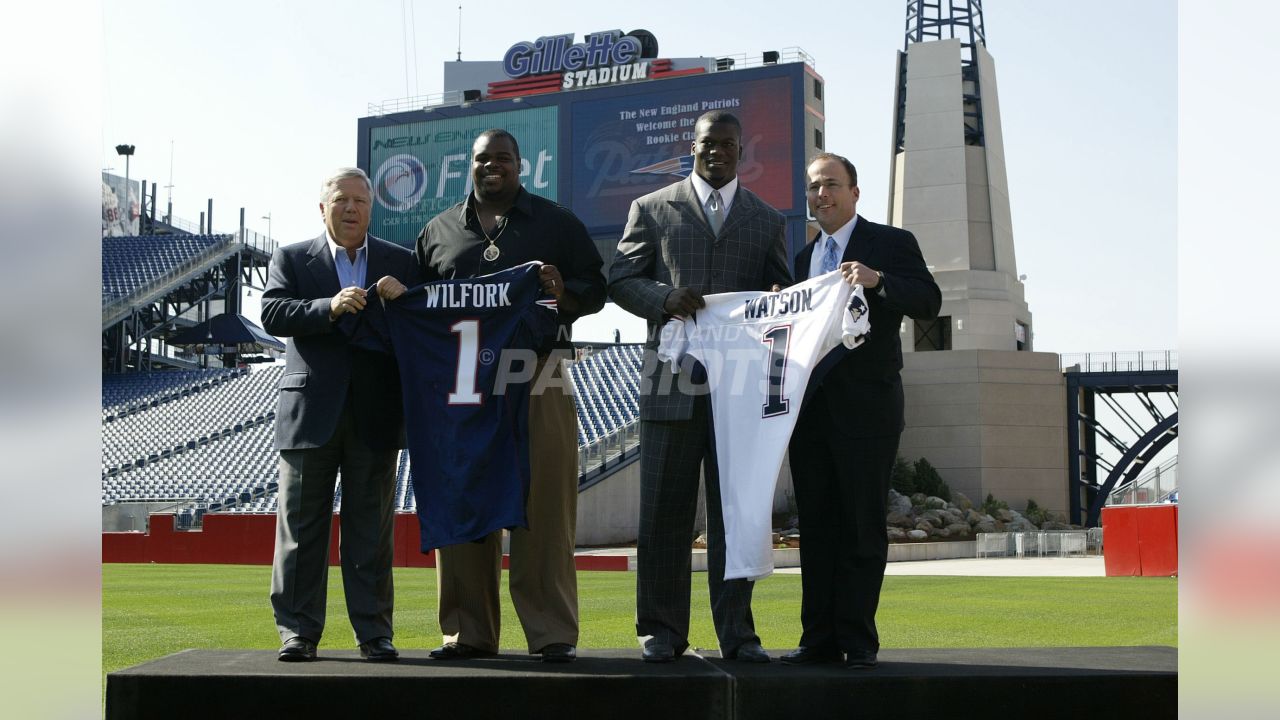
[429,642,496,660]
[278,636,317,662]
[538,643,576,663]
[728,641,771,663]
[641,641,675,663]
[780,645,843,665]
[845,650,878,669]
[359,637,399,662]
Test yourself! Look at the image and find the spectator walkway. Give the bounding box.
[572,548,1107,577]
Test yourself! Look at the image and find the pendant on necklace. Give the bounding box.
[483,243,501,262]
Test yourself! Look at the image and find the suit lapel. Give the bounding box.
[305,233,342,296]
[795,233,818,282]
[717,187,757,242]
[665,179,715,239]
[365,236,388,286]
[843,215,876,265]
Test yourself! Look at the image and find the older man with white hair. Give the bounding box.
[261,167,419,662]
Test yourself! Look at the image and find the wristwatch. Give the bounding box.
[876,271,885,288]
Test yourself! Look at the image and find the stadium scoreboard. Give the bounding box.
[357,30,825,271]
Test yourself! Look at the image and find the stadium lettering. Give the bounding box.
[560,62,648,90]
[743,288,813,319]
[423,282,512,309]
[504,30,642,78]
[372,136,429,150]
[372,128,487,151]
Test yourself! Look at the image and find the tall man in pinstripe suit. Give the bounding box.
[609,111,793,663]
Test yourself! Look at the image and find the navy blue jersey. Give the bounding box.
[349,262,558,551]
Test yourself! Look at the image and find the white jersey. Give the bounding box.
[657,271,871,580]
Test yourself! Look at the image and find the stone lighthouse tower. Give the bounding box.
[889,1,1067,513]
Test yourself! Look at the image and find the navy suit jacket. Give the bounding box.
[795,216,941,438]
[261,233,420,451]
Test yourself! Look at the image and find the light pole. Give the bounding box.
[261,212,272,241]
[115,144,136,232]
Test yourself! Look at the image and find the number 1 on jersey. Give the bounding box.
[449,319,482,405]
[761,324,791,418]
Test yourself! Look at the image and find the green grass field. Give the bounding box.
[103,564,1177,675]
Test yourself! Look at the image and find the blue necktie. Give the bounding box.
[820,234,839,274]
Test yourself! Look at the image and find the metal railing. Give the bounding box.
[578,420,640,476]
[1060,350,1178,373]
[977,531,1090,558]
[706,47,816,73]
[238,227,277,256]
[102,235,238,327]
[366,47,817,114]
[156,215,277,256]
[368,89,466,116]
[1108,455,1178,506]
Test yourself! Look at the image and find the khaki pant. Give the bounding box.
[436,355,579,653]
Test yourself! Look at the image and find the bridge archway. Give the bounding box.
[1064,354,1178,526]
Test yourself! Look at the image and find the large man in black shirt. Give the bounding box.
[382,129,605,663]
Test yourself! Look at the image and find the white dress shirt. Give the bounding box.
[809,216,857,279]
[689,172,739,223]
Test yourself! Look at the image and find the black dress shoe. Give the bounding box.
[538,643,576,663]
[729,641,770,663]
[359,637,399,662]
[780,645,843,665]
[278,636,317,662]
[641,641,675,663]
[429,642,496,660]
[845,650,878,669]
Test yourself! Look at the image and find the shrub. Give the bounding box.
[1024,498,1051,526]
[890,456,916,495]
[982,493,1009,516]
[913,457,951,502]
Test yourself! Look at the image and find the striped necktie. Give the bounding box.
[820,234,839,274]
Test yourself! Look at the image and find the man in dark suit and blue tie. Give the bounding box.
[261,167,419,662]
[781,153,941,669]
[609,111,792,663]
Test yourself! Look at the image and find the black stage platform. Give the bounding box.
[106,646,1176,719]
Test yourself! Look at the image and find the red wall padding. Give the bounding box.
[1102,505,1178,577]
[103,514,435,567]
[103,514,629,570]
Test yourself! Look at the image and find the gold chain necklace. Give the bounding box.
[480,216,506,262]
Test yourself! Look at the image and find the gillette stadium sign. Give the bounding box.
[503,30,653,90]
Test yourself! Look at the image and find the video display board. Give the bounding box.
[359,63,808,253]
[568,75,794,230]
[367,107,559,246]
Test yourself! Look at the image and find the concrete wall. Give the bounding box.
[899,350,1068,516]
[575,453,796,546]
[102,502,180,532]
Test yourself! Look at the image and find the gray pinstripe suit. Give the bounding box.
[609,177,792,655]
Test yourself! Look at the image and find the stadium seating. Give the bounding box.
[102,367,242,420]
[101,234,233,302]
[100,344,645,515]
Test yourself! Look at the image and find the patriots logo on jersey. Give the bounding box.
[847,292,867,323]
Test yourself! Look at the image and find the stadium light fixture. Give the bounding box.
[763,50,780,64]
[115,144,136,234]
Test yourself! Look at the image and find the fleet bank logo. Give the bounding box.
[374,154,428,212]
